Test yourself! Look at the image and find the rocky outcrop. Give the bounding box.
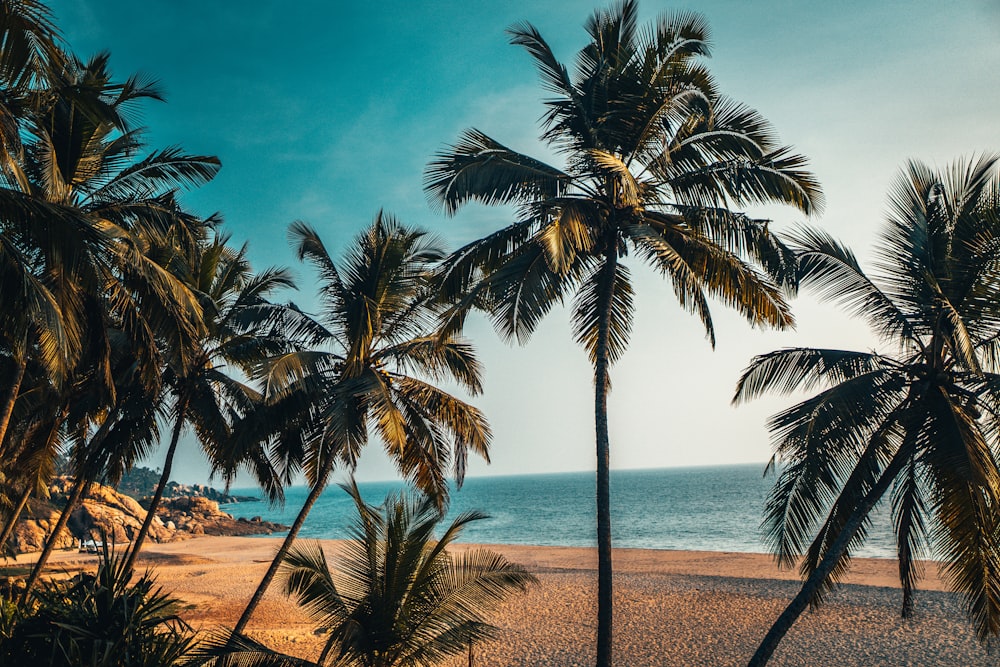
[8,478,287,555]
[161,481,258,504]
[157,496,286,537]
[11,500,76,554]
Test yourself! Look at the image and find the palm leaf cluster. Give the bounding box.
[202,483,536,667]
[735,155,1000,663]
[424,2,821,665]
[426,3,821,353]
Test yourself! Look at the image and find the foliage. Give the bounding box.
[115,465,163,498]
[423,2,820,664]
[736,155,1000,663]
[202,481,536,667]
[230,212,492,634]
[0,541,198,666]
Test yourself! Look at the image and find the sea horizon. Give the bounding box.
[222,462,902,559]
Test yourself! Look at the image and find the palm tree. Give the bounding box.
[206,481,536,667]
[423,3,821,664]
[232,213,492,635]
[6,48,220,587]
[734,155,1000,666]
[121,234,307,573]
[0,46,218,456]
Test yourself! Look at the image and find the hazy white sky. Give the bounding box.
[48,0,1000,486]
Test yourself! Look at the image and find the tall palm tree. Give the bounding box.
[6,48,220,588]
[232,213,492,635]
[121,234,307,573]
[0,47,217,455]
[423,3,821,664]
[210,481,536,667]
[734,155,1000,666]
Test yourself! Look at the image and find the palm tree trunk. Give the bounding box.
[1,405,70,550]
[0,484,32,552]
[233,452,336,635]
[20,474,87,601]
[747,452,908,666]
[122,397,188,574]
[0,355,27,459]
[594,250,618,667]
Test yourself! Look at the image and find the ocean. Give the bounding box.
[221,463,899,558]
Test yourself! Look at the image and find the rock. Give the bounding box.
[7,476,287,555]
[11,502,75,554]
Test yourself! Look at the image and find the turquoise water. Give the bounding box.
[221,463,898,558]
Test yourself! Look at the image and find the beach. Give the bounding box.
[17,536,992,666]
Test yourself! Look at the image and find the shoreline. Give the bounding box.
[15,536,990,666]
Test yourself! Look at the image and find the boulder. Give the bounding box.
[7,476,287,555]
[11,503,75,554]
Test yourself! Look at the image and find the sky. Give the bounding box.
[45,0,1000,487]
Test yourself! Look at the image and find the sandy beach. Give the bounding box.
[16,536,993,666]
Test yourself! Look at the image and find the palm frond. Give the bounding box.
[572,258,634,366]
[425,129,568,214]
[734,348,897,405]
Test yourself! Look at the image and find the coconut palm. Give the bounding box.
[231,213,492,635]
[423,3,820,664]
[204,481,535,667]
[734,155,1000,666]
[121,234,310,573]
[0,47,217,456]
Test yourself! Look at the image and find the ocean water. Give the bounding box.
[221,463,898,558]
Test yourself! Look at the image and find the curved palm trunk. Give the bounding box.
[0,405,69,550]
[0,355,27,459]
[747,453,908,666]
[122,397,188,574]
[594,250,618,667]
[20,474,87,601]
[0,484,32,551]
[233,452,336,635]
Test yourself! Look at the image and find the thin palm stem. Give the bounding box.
[0,355,27,459]
[20,473,87,601]
[594,248,617,667]
[122,396,188,573]
[233,452,336,635]
[747,451,908,666]
[0,484,32,551]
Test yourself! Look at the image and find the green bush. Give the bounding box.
[0,543,198,666]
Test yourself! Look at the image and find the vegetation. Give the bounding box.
[1,0,997,665]
[424,2,820,664]
[734,155,1000,665]
[231,213,491,634]
[204,482,536,667]
[0,541,198,666]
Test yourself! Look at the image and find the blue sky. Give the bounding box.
[47,0,1000,486]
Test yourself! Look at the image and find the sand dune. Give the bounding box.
[19,536,992,666]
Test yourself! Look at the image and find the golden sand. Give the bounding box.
[18,536,993,666]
